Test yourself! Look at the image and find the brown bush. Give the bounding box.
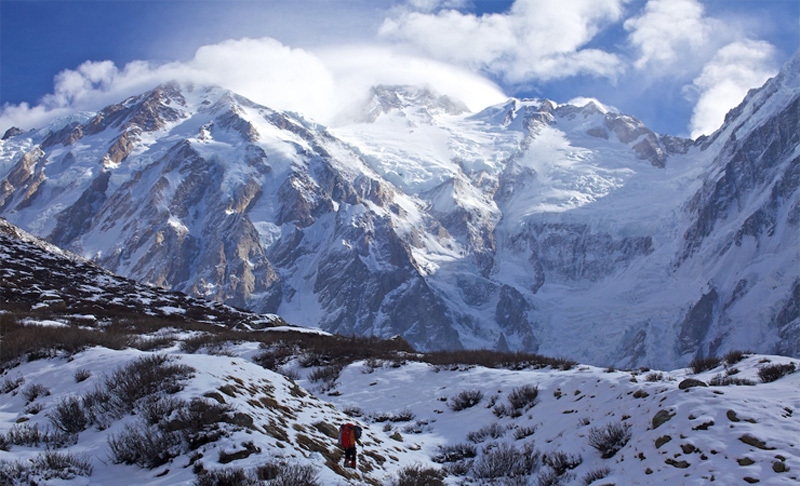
[104,354,194,415]
[0,318,128,368]
[587,421,631,459]
[392,464,446,486]
[757,362,796,383]
[424,349,575,371]
[690,355,722,374]
[107,423,182,468]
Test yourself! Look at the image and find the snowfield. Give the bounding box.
[1,340,798,485]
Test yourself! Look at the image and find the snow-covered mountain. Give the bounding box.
[1,50,798,368]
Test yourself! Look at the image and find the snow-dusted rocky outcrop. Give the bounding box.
[1,50,799,368]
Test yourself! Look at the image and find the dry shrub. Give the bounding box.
[757,362,796,383]
[0,451,92,483]
[690,355,722,374]
[307,364,344,388]
[107,423,182,469]
[4,423,48,447]
[450,389,484,411]
[467,423,507,443]
[587,421,632,459]
[432,443,477,464]
[0,318,128,368]
[472,442,539,479]
[372,409,415,423]
[425,349,575,371]
[3,422,73,449]
[21,382,50,403]
[582,467,610,485]
[165,398,236,450]
[73,368,92,383]
[81,385,116,430]
[724,350,748,365]
[1,376,24,394]
[392,463,446,486]
[543,450,582,475]
[104,354,194,415]
[708,374,755,386]
[195,467,255,486]
[48,395,88,434]
[537,469,575,486]
[495,385,539,418]
[136,395,186,427]
[255,461,321,486]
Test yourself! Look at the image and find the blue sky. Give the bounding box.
[1,0,798,137]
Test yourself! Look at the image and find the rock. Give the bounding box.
[679,378,708,390]
[652,409,675,429]
[2,126,24,139]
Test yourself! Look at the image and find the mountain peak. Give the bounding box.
[354,84,469,123]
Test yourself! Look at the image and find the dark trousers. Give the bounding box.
[344,447,357,466]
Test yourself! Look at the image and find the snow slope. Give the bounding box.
[1,341,798,485]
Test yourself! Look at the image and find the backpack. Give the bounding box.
[339,424,363,448]
[339,424,356,448]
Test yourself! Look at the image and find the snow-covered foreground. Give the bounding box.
[1,341,798,485]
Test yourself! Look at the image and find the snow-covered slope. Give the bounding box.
[1,50,799,368]
[2,336,798,485]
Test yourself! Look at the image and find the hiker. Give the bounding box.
[338,423,362,468]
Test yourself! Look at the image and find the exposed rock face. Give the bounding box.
[2,127,24,140]
[776,280,800,356]
[681,95,800,261]
[526,223,654,283]
[0,147,46,212]
[677,289,719,356]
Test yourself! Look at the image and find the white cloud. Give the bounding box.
[404,0,468,12]
[379,0,627,84]
[624,0,715,71]
[0,37,506,131]
[686,40,778,138]
[317,45,507,119]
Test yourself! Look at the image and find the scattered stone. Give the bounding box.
[726,410,740,422]
[679,378,708,390]
[652,409,676,429]
[693,420,714,431]
[773,461,788,473]
[739,434,775,450]
[665,458,690,469]
[737,457,755,466]
[655,435,672,449]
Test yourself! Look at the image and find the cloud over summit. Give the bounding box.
[0,0,790,138]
